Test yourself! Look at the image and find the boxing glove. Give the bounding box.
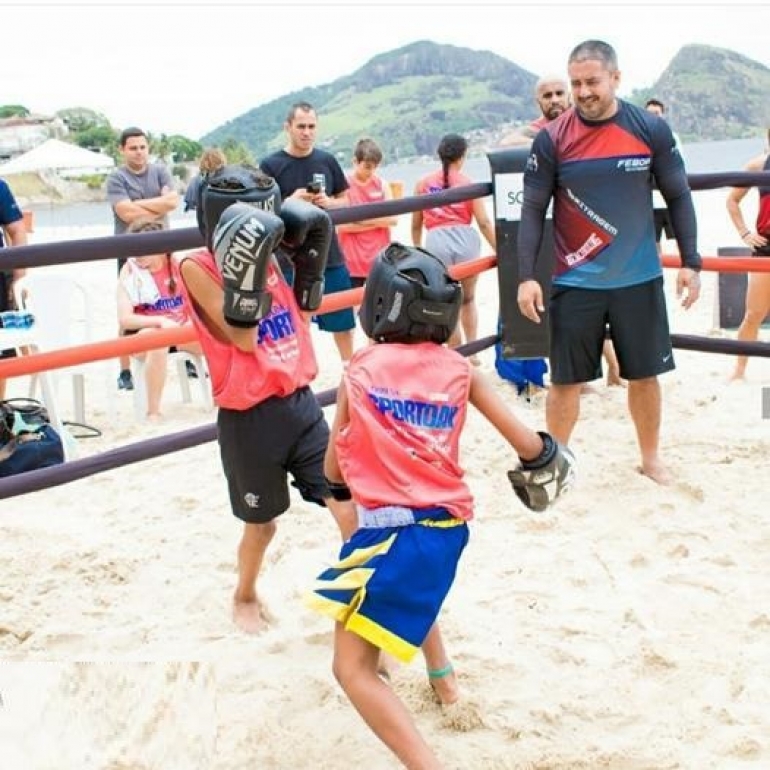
[507,432,576,512]
[279,199,331,312]
[197,164,281,251]
[212,203,285,327]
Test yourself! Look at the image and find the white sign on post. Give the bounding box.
[493,172,553,222]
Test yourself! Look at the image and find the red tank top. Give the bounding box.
[415,169,474,230]
[756,154,770,236]
[337,174,392,278]
[337,342,474,520]
[181,249,318,410]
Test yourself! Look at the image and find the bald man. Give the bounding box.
[500,75,570,147]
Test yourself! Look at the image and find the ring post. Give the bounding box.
[487,147,554,359]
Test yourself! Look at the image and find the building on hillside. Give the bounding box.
[0,115,68,160]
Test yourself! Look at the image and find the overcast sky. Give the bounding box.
[5,1,768,139]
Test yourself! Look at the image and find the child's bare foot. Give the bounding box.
[639,461,673,486]
[233,597,273,634]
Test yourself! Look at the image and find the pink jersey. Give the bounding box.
[123,258,188,326]
[337,174,391,278]
[757,154,770,236]
[181,249,318,410]
[337,342,474,521]
[415,169,474,230]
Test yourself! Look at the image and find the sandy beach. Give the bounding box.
[1,193,769,769]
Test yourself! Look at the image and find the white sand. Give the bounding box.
[1,198,769,769]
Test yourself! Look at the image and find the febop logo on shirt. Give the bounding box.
[616,157,651,172]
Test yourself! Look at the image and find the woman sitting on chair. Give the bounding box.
[116,217,203,420]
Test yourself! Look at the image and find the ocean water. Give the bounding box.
[25,136,765,239]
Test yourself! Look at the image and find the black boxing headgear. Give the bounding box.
[197,164,281,251]
[359,243,462,344]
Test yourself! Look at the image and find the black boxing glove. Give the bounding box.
[279,199,331,311]
[212,203,284,327]
[507,432,576,512]
[197,164,281,251]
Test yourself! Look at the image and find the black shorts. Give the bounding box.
[653,208,674,241]
[549,277,674,384]
[217,386,331,523]
[350,276,366,289]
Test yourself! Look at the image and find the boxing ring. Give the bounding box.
[1,163,769,500]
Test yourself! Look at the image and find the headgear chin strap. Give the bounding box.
[197,164,281,251]
[359,242,462,344]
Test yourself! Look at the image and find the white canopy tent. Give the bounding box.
[0,138,115,177]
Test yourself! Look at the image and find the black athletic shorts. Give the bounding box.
[653,208,674,241]
[549,277,674,384]
[217,386,331,523]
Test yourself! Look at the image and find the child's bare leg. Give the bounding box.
[421,623,459,706]
[233,520,276,634]
[603,339,625,387]
[325,497,358,541]
[333,623,443,770]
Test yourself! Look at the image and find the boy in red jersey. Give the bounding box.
[180,166,355,634]
[307,243,575,768]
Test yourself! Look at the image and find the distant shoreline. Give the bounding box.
[6,171,107,209]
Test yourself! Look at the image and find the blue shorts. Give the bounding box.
[315,264,356,333]
[306,506,469,663]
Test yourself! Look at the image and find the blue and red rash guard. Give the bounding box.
[518,99,701,289]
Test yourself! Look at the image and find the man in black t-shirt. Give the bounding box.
[261,102,356,362]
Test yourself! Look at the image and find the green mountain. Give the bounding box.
[201,40,770,161]
[633,44,770,140]
[201,40,537,161]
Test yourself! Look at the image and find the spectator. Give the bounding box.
[107,127,180,390]
[645,98,684,255]
[260,102,356,362]
[183,147,227,213]
[725,128,770,380]
[500,74,570,147]
[0,177,28,400]
[116,217,203,420]
[411,133,496,360]
[336,138,398,290]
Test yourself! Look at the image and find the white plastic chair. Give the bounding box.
[13,271,95,427]
[130,343,213,422]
